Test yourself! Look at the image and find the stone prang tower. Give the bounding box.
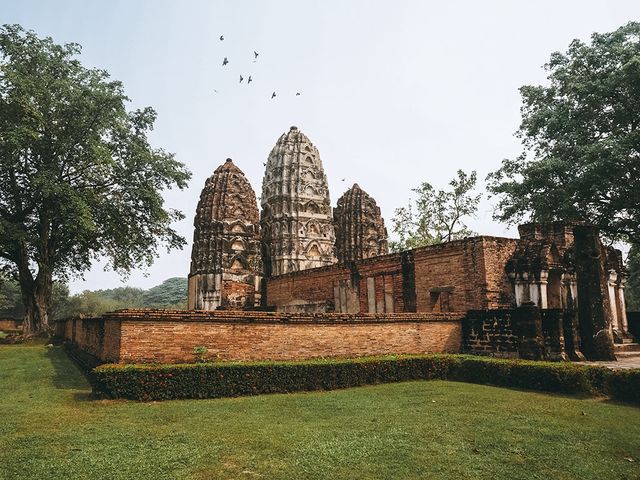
[188,159,262,310]
[260,126,337,276]
[334,183,389,264]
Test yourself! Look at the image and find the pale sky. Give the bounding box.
[2,0,639,293]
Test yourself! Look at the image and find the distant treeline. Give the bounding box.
[0,277,187,321]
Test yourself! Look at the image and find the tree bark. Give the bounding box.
[16,241,52,335]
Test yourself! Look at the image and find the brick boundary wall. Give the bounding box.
[57,309,464,364]
[0,319,22,331]
[463,307,581,361]
[462,310,519,358]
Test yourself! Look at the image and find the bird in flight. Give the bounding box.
[254,51,259,59]
[296,92,301,96]
[219,35,224,41]
[341,178,346,181]
[222,57,229,66]
[213,89,219,93]
[247,75,252,84]
[271,91,276,99]
[239,75,244,83]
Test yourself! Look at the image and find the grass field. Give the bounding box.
[0,344,639,480]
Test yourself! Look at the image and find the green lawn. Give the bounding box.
[0,345,639,480]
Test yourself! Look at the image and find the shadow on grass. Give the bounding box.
[45,346,91,392]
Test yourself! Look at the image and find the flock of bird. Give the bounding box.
[217,34,300,100]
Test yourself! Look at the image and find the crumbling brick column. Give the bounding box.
[573,225,616,361]
[513,302,545,360]
[562,309,586,361]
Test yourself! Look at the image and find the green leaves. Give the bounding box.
[488,22,640,245]
[0,24,191,331]
[390,170,480,252]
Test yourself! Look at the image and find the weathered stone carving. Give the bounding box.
[260,126,336,276]
[334,183,388,264]
[188,159,262,310]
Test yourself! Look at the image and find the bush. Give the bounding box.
[607,369,640,404]
[91,354,639,404]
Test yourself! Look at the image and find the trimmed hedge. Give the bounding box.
[92,354,640,404]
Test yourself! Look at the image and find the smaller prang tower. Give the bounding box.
[334,183,389,263]
[188,159,262,310]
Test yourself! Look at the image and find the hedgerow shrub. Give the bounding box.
[91,354,638,404]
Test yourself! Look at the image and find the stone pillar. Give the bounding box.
[607,270,620,333]
[513,273,525,307]
[539,270,549,309]
[618,278,629,333]
[529,275,540,307]
[573,225,616,361]
[560,273,568,309]
[569,275,578,309]
[513,302,545,360]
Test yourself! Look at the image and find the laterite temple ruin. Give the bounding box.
[184,125,634,361]
[57,125,638,365]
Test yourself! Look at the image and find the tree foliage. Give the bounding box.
[390,170,480,252]
[626,245,640,311]
[0,25,191,332]
[487,22,640,245]
[0,274,69,320]
[62,277,187,317]
[0,276,188,320]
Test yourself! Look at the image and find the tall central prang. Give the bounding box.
[260,126,336,276]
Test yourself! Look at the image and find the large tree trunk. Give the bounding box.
[20,277,51,335]
[17,241,52,335]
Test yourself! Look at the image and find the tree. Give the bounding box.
[143,277,187,308]
[390,170,480,252]
[0,25,191,333]
[487,22,640,245]
[0,274,70,321]
[626,245,640,311]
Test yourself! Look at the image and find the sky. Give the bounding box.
[2,0,640,293]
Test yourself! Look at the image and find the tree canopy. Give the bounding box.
[487,22,640,245]
[0,25,191,332]
[390,170,480,252]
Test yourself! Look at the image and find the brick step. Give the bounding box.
[620,338,636,344]
[614,343,640,352]
[615,351,640,360]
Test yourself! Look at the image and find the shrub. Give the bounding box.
[91,354,639,404]
[606,369,640,403]
[192,346,208,363]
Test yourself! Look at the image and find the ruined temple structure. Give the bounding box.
[187,159,262,310]
[260,126,337,276]
[183,126,636,362]
[505,222,628,352]
[334,184,389,264]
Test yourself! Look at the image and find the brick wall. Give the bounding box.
[58,309,464,364]
[266,264,352,312]
[463,307,576,360]
[480,238,519,309]
[462,309,519,357]
[414,239,485,312]
[540,309,567,360]
[266,236,518,314]
[356,253,405,313]
[0,319,22,330]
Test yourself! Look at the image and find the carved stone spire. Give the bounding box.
[188,159,262,310]
[334,183,388,263]
[261,126,336,276]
